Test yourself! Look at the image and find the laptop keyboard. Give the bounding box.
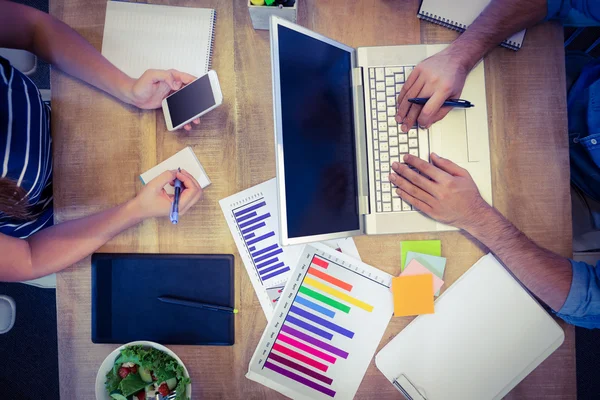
[367,66,430,213]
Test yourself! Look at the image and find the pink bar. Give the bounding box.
[278,333,337,364]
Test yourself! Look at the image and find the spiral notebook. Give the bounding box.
[101,1,216,78]
[418,0,526,51]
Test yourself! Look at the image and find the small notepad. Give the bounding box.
[140,147,211,194]
[401,260,444,295]
[392,274,435,317]
[101,1,217,78]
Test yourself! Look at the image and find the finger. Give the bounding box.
[402,103,422,133]
[403,154,451,183]
[177,170,201,190]
[398,78,426,131]
[396,69,421,121]
[148,170,177,190]
[391,162,437,195]
[183,124,192,131]
[390,173,436,207]
[396,188,434,214]
[170,70,197,85]
[193,118,200,125]
[147,69,175,87]
[417,91,448,128]
[430,152,469,176]
[426,106,453,128]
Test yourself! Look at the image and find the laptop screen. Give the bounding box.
[277,24,360,239]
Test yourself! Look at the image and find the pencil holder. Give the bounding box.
[248,0,298,30]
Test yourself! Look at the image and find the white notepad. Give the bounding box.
[140,147,211,194]
[418,0,526,51]
[101,1,216,78]
[376,254,564,400]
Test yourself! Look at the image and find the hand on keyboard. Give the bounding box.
[395,47,470,133]
[388,153,490,230]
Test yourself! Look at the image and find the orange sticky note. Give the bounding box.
[401,259,445,295]
[392,274,435,317]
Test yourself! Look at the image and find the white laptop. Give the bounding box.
[270,17,492,246]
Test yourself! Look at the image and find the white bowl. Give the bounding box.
[95,341,192,400]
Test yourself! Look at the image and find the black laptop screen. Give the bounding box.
[277,25,360,239]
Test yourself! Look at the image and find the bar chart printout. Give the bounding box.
[246,243,394,400]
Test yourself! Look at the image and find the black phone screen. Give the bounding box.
[166,73,216,127]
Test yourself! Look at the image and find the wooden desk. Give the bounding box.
[50,0,576,398]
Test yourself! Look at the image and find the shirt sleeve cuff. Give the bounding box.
[558,259,595,316]
[545,0,568,21]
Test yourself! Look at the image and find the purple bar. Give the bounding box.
[243,233,255,240]
[249,246,256,252]
[268,353,333,385]
[290,306,354,339]
[241,221,266,235]
[234,201,266,217]
[257,257,279,269]
[236,211,257,223]
[251,243,278,258]
[281,325,349,359]
[259,262,285,275]
[239,213,271,229]
[286,315,333,340]
[262,266,290,281]
[255,248,284,263]
[264,361,336,397]
[247,231,275,245]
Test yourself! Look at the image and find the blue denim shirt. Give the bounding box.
[545,0,600,328]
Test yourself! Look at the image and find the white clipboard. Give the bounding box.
[376,254,565,400]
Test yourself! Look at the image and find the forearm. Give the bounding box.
[448,0,548,71]
[0,3,135,104]
[22,200,144,279]
[465,206,572,311]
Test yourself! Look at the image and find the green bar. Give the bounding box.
[299,286,350,313]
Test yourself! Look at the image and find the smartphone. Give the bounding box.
[162,70,223,131]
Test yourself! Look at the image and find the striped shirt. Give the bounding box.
[0,56,53,238]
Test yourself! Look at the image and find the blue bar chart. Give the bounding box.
[247,244,394,400]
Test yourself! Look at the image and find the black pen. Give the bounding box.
[408,98,474,108]
[158,296,239,314]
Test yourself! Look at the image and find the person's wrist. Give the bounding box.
[445,39,484,73]
[115,74,137,106]
[122,197,147,225]
[457,198,495,233]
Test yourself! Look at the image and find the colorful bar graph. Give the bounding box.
[237,211,257,223]
[312,257,329,269]
[281,325,349,359]
[272,343,329,372]
[264,361,336,397]
[240,213,271,229]
[241,222,266,235]
[295,295,335,318]
[290,306,355,339]
[304,277,374,312]
[260,262,286,275]
[234,201,266,217]
[308,267,353,291]
[247,231,275,245]
[268,353,333,385]
[299,286,351,313]
[286,315,333,340]
[278,333,337,363]
[263,267,291,281]
[252,243,278,257]
[255,248,284,263]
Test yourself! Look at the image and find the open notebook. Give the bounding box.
[418,0,526,51]
[101,1,216,78]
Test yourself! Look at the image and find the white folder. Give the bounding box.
[376,254,565,400]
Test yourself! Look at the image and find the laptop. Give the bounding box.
[270,17,492,246]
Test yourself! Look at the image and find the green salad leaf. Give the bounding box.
[119,373,147,397]
[105,368,121,393]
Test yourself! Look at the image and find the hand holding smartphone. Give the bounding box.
[162,70,223,131]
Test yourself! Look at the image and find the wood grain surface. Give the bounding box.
[50,0,575,398]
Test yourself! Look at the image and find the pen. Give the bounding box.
[158,296,239,314]
[170,168,182,225]
[408,98,474,108]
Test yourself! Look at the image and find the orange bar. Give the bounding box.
[308,267,353,292]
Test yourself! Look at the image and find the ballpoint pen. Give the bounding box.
[170,168,182,225]
[408,98,474,108]
[158,296,239,314]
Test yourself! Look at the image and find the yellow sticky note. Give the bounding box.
[400,240,441,271]
[392,274,435,317]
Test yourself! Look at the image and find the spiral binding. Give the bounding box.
[207,10,217,71]
[418,11,521,51]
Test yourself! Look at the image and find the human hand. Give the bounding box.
[388,153,491,230]
[132,169,203,220]
[126,69,201,131]
[395,47,470,132]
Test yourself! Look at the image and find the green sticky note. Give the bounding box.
[406,251,446,296]
[400,240,441,271]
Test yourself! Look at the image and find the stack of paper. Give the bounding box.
[392,241,447,317]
